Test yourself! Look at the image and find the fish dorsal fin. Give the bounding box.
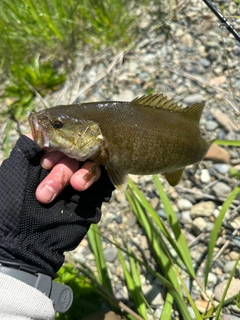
[132,94,205,123]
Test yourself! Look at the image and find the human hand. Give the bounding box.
[36,149,101,204]
[0,135,114,273]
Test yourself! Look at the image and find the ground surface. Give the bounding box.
[1,1,240,319]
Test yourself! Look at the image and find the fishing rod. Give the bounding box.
[202,0,240,43]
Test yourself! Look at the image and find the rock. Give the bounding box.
[224,261,240,276]
[212,182,231,198]
[104,247,118,262]
[114,192,128,208]
[233,45,240,56]
[190,201,216,218]
[229,304,240,314]
[204,144,230,164]
[192,217,207,235]
[181,34,193,46]
[231,217,240,229]
[207,272,218,287]
[150,197,160,210]
[207,48,217,61]
[177,198,193,211]
[213,164,230,174]
[183,94,203,105]
[112,89,135,101]
[209,76,226,86]
[229,251,239,260]
[195,300,212,313]
[222,314,240,320]
[200,169,211,183]
[201,289,214,301]
[214,278,240,301]
[142,283,164,306]
[211,108,240,132]
[225,131,240,141]
[180,211,193,224]
[205,120,219,131]
[200,58,211,67]
[81,311,123,320]
[235,80,240,91]
[102,212,117,227]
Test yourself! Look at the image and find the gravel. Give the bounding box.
[1,0,240,318]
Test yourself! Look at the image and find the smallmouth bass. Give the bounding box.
[28,94,211,190]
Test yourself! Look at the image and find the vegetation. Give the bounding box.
[1,0,239,319]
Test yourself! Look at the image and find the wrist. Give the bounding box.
[0,259,73,313]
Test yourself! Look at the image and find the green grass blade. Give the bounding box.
[160,292,173,320]
[204,185,240,287]
[214,139,240,147]
[127,179,177,241]
[87,224,113,293]
[215,255,240,319]
[153,175,195,278]
[118,246,148,320]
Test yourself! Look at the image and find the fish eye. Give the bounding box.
[52,120,63,129]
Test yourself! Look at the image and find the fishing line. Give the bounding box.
[202,0,240,43]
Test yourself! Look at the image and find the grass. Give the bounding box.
[58,173,240,319]
[0,0,180,155]
[1,0,240,319]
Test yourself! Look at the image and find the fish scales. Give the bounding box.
[28,94,210,189]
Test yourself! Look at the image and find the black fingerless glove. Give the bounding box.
[0,135,114,274]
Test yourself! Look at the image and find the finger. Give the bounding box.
[40,151,66,170]
[70,162,101,191]
[36,157,79,203]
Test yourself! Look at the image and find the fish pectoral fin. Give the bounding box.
[164,168,185,186]
[106,167,128,191]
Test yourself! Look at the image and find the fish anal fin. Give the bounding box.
[132,94,205,123]
[164,168,185,186]
[107,167,128,191]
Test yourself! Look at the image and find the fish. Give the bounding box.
[28,93,211,190]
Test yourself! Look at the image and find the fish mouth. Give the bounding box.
[28,112,50,148]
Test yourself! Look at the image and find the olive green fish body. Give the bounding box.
[28,94,210,189]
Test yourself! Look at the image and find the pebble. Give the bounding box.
[177,198,193,211]
[103,247,118,262]
[233,45,240,56]
[205,120,219,131]
[223,315,240,320]
[190,201,216,218]
[213,164,230,174]
[200,169,211,183]
[183,94,204,105]
[207,48,218,61]
[229,251,239,260]
[192,217,207,235]
[195,300,212,313]
[207,273,218,287]
[229,304,240,314]
[214,278,240,301]
[2,1,240,317]
[142,283,164,306]
[212,182,232,198]
[180,211,193,224]
[224,261,240,276]
[200,58,211,67]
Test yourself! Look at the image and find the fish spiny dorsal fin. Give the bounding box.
[132,94,183,111]
[132,94,205,123]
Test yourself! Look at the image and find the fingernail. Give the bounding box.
[41,158,52,170]
[38,184,57,202]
